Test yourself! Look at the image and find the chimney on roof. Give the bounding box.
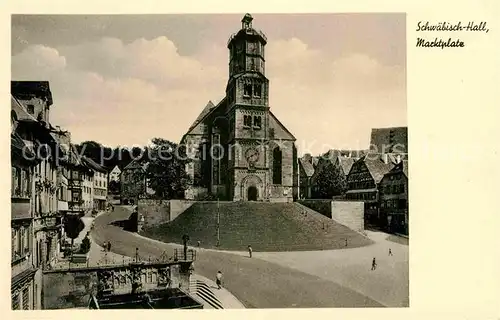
[396,154,402,164]
[303,153,312,163]
[382,153,389,164]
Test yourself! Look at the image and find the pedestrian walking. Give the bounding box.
[345,238,348,247]
[389,248,393,256]
[103,241,108,251]
[371,257,377,270]
[197,240,201,248]
[216,271,223,289]
[248,245,253,258]
[107,241,112,252]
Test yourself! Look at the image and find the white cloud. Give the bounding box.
[11,36,406,154]
[265,38,406,154]
[11,45,66,78]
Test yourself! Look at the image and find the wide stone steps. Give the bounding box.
[189,279,223,309]
[143,201,372,251]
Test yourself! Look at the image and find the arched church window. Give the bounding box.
[253,82,261,97]
[244,83,252,97]
[273,147,282,184]
[253,116,262,130]
[243,115,252,128]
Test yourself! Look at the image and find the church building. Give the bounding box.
[181,14,298,202]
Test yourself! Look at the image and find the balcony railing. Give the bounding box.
[227,28,267,46]
[12,185,31,197]
[173,249,196,262]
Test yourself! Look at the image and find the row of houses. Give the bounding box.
[298,127,408,235]
[10,81,109,310]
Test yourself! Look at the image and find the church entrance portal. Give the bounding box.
[247,186,258,201]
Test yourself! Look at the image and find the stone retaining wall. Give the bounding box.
[138,199,196,229]
[298,199,364,232]
[331,201,364,233]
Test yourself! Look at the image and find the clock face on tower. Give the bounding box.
[245,147,260,165]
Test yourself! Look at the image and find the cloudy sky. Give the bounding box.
[11,14,406,155]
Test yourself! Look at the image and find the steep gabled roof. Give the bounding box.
[389,159,408,178]
[338,157,356,176]
[186,100,215,134]
[82,156,107,173]
[11,95,37,122]
[362,155,395,183]
[299,158,315,177]
[123,159,144,171]
[382,159,409,183]
[323,149,368,162]
[269,111,296,141]
[312,157,320,168]
[181,98,226,145]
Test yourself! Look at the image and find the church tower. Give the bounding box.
[182,14,297,202]
[225,14,271,201]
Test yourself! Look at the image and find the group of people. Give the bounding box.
[103,241,112,252]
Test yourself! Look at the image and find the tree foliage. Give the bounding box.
[64,214,85,239]
[108,180,121,194]
[79,234,91,254]
[141,138,191,199]
[312,162,347,199]
[74,138,190,200]
[64,214,85,250]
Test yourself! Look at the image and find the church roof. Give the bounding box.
[186,100,215,133]
[269,111,296,141]
[182,98,228,141]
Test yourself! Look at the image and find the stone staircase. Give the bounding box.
[143,201,373,251]
[189,279,223,309]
